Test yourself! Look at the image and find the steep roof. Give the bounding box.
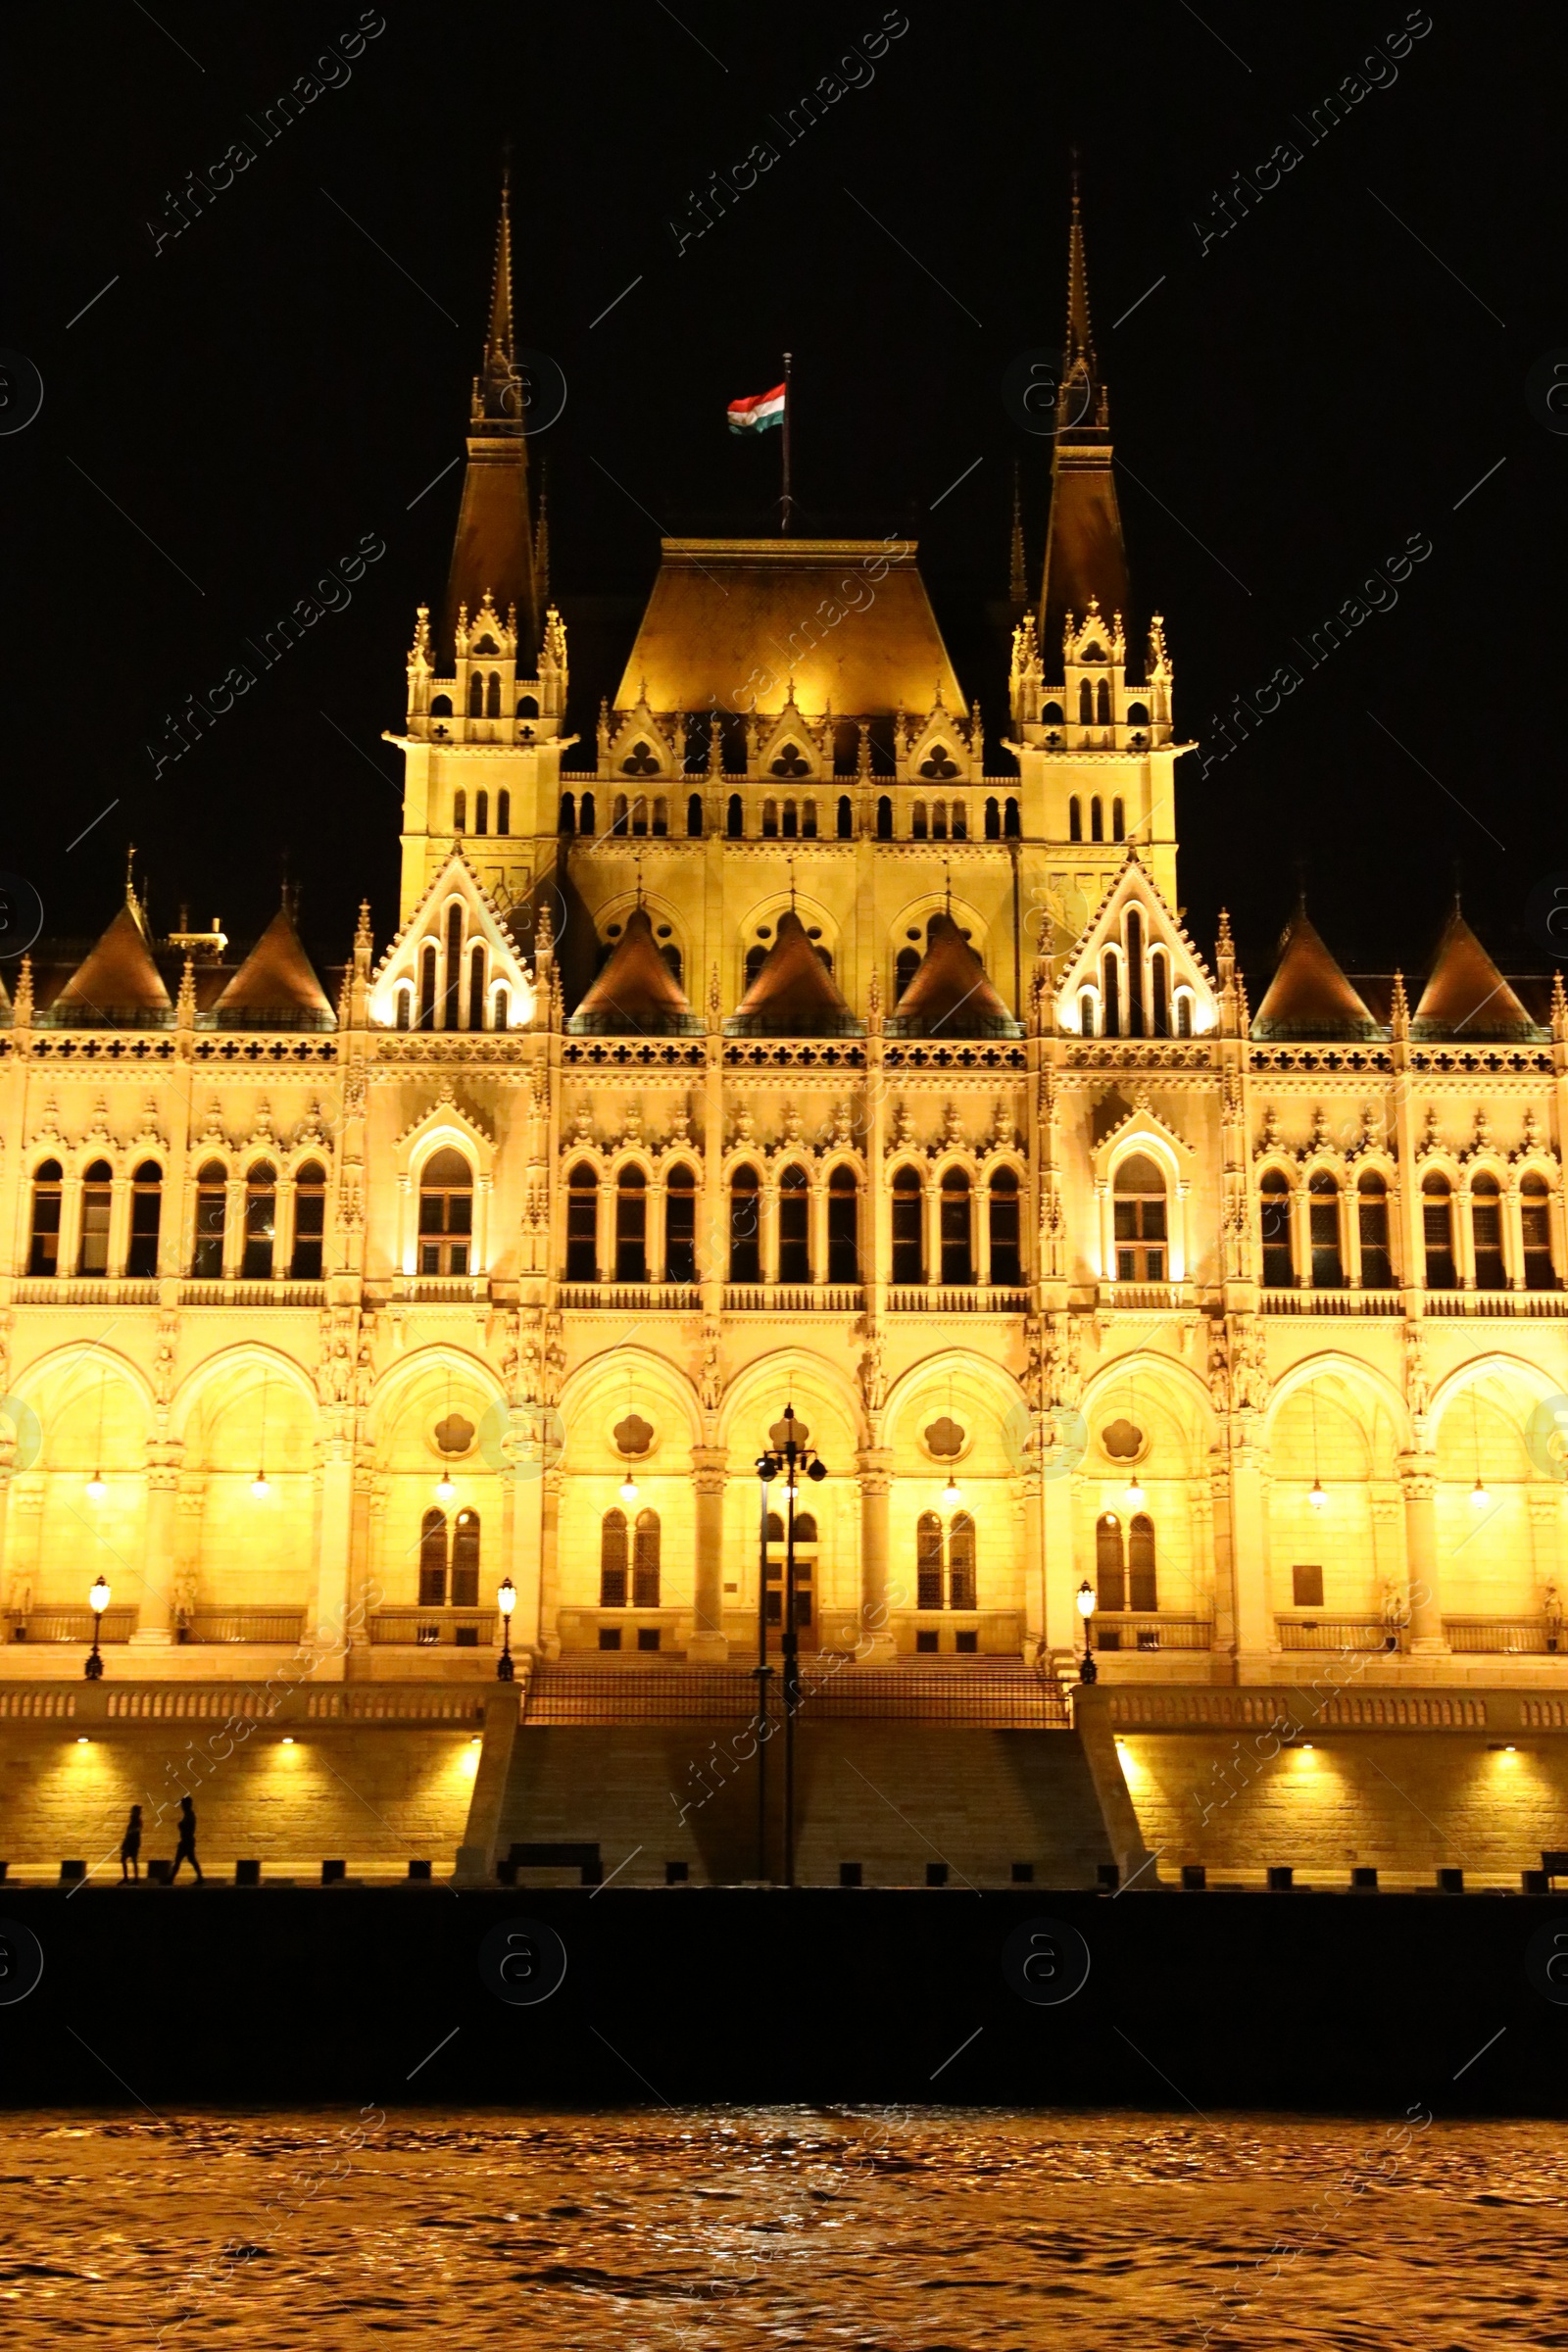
[570,906,693,1031]
[440,172,539,668]
[1252,906,1377,1040]
[214,906,334,1024]
[1039,182,1132,676]
[892,912,1012,1034]
[730,907,855,1034]
[615,539,962,718]
[53,902,172,1019]
[1412,906,1537,1039]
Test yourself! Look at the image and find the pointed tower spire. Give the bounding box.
[1008,462,1027,606]
[1062,163,1098,419]
[533,463,550,612]
[1038,172,1128,677]
[441,163,540,670]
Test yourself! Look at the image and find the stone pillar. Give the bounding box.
[313,1438,356,1671]
[924,1180,940,1292]
[690,1446,729,1661]
[1398,1451,1446,1651]
[538,1467,563,1657]
[1208,1457,1238,1674]
[131,1446,179,1644]
[507,1413,545,1653]
[1229,1436,1273,1661]
[857,1447,896,1659]
[5,1480,43,1620]
[1042,1461,1077,1655]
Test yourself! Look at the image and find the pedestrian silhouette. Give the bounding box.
[120,1804,142,1882]
[170,1795,203,1883]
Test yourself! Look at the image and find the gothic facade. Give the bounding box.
[4,184,1567,1689]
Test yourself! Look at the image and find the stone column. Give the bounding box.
[313,1437,356,1672]
[538,1467,563,1657]
[689,1446,729,1661]
[1042,1459,1077,1655]
[857,1447,896,1659]
[6,1480,43,1620]
[924,1180,940,1292]
[1398,1451,1446,1651]
[131,1446,179,1644]
[507,1412,545,1653]
[1229,1435,1273,1661]
[1208,1457,1238,1674]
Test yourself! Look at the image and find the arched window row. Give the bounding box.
[888,1160,1024,1289]
[26,1157,329,1282]
[1067,794,1126,846]
[1075,913,1192,1040]
[564,1158,703,1286]
[393,906,514,1034]
[915,1511,978,1613]
[451,785,512,837]
[1256,1162,1560,1293]
[599,1507,662,1610]
[1094,1511,1158,1624]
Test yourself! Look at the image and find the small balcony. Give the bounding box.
[1093,1613,1213,1652]
[1261,1288,1403,1316]
[886,1285,1029,1312]
[176,1610,306,1645]
[7,1607,138,1644]
[1276,1616,1399,1653]
[723,1284,864,1313]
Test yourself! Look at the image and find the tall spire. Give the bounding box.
[1038,171,1128,676]
[1008,462,1027,606]
[441,162,540,668]
[1061,163,1099,425]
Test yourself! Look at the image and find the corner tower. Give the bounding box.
[1005,178,1189,916]
[388,171,573,923]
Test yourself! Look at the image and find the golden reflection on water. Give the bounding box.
[0,2109,1561,2349]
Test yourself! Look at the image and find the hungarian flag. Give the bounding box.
[727,381,786,434]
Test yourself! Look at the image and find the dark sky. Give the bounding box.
[5,3,1562,992]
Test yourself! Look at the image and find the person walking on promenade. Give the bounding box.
[170,1795,203,1883]
[119,1804,142,1882]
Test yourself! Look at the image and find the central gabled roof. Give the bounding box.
[614,539,962,718]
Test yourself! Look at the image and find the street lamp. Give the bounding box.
[1076,1578,1098,1686]
[85,1574,111,1681]
[755,1404,829,1887]
[496,1575,516,1683]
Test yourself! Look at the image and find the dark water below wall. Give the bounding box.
[0,2107,1562,2350]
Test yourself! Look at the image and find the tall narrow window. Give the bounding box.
[565,1160,598,1281]
[729,1165,761,1282]
[1079,679,1094,724]
[949,1513,977,1610]
[453,789,467,831]
[781,800,798,840]
[486,671,501,718]
[1112,797,1125,842]
[803,800,818,839]
[612,794,629,836]
[877,796,893,840]
[444,906,463,1029]
[467,944,486,1031]
[1357,1171,1394,1289]
[1176,996,1193,1039]
[728,793,744,838]
[762,799,779,839]
[916,1511,944,1608]
[1150,949,1168,1038]
[1308,1171,1343,1290]
[1096,1513,1126,1612]
[1126,909,1145,1037]
[599,1509,628,1607]
[1091,797,1103,842]
[1069,796,1082,842]
[989,1167,1021,1285]
[1113,1154,1167,1282]
[1097,678,1111,724]
[78,1159,112,1276]
[912,802,928,840]
[952,802,967,841]
[653,797,668,837]
[892,1166,924,1283]
[838,795,853,839]
[418,1149,472,1277]
[778,1165,810,1282]
[827,1166,858,1283]
[895,946,919,1000]
[1422,1172,1455,1290]
[688,793,704,837]
[291,1161,325,1280]
[1004,798,1020,838]
[27,1160,62,1276]
[474,790,489,836]
[1102,953,1120,1038]
[615,1167,648,1283]
[496,790,511,836]
[242,1163,276,1279]
[395,986,412,1031]
[633,1509,661,1607]
[1471,1173,1505,1290]
[418,1508,448,1606]
[559,793,576,834]
[1261,1171,1293,1287]
[126,1160,162,1278]
[1079,991,1096,1038]
[193,1161,226,1276]
[579,790,596,836]
[1128,1514,1157,1612]
[494,986,510,1031]
[418,944,437,1031]
[665,1164,698,1284]
[931,802,947,842]
[450,1509,479,1605]
[1523,1174,1556,1290]
[940,1168,973,1285]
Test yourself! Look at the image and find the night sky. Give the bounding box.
[5,4,1562,994]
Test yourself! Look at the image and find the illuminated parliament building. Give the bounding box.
[6,187,1567,1696]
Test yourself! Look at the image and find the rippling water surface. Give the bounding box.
[1,2108,1563,2348]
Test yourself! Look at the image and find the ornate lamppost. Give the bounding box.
[85,1574,111,1681]
[756,1405,828,1886]
[496,1575,516,1682]
[1076,1578,1098,1685]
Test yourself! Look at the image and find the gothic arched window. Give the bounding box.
[727,793,744,838]
[778,1164,810,1283]
[939,1167,973,1286]
[127,1160,162,1278]
[1112,1153,1167,1283]
[579,790,596,837]
[912,802,928,840]
[467,672,483,717]
[1260,1170,1293,1287]
[452,789,466,832]
[559,793,576,834]
[877,796,893,840]
[444,905,464,1029]
[1128,1514,1157,1613]
[1471,1172,1505,1291]
[665,1162,699,1284]
[729,1164,760,1282]
[599,1509,628,1607]
[781,800,798,839]
[916,1510,944,1609]
[762,799,779,839]
[1079,679,1094,724]
[1523,1173,1556,1290]
[633,1508,662,1607]
[892,1164,924,1284]
[192,1160,226,1276]
[486,671,501,719]
[838,795,853,839]
[1422,1172,1455,1291]
[1078,990,1096,1038]
[418,943,437,1031]
[1096,1512,1125,1612]
[1357,1170,1394,1289]
[1111,796,1125,842]
[497,790,511,836]
[76,1159,112,1277]
[615,1166,648,1283]
[895,946,919,1000]
[1150,949,1168,1039]
[291,1161,325,1280]
[985,797,1001,840]
[1102,952,1120,1038]
[565,1160,598,1282]
[988,1167,1021,1286]
[1308,1170,1343,1290]
[1096,678,1111,724]
[418,1149,472,1277]
[419,1507,448,1606]
[1004,798,1020,838]
[828,1165,858,1282]
[688,793,704,837]
[949,1512,977,1610]
[474,790,489,836]
[1091,796,1103,843]
[451,1508,480,1605]
[241,1162,276,1279]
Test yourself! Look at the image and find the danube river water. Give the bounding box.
[0,2108,1560,2348]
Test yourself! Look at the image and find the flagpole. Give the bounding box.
[781,351,794,535]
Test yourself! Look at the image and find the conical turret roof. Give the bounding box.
[54,900,172,1020]
[1412,906,1536,1039]
[1252,905,1376,1040]
[731,908,855,1034]
[893,912,1012,1035]
[571,905,693,1031]
[215,905,334,1024]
